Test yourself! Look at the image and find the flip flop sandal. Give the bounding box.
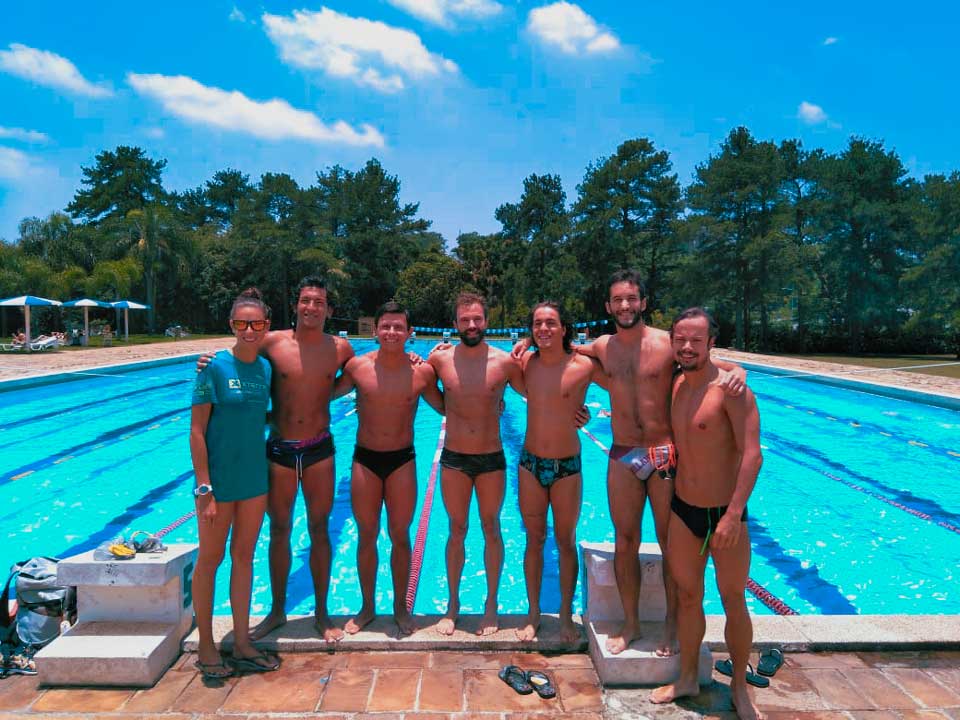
[4,654,37,676]
[194,660,234,680]
[714,658,770,688]
[498,665,533,695]
[524,669,556,699]
[757,648,784,677]
[231,653,281,673]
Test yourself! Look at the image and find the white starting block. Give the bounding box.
[442,330,451,340]
[577,331,587,343]
[338,330,348,338]
[35,544,197,687]
[581,541,712,687]
[510,331,519,341]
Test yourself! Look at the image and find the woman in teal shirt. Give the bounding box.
[189,288,277,678]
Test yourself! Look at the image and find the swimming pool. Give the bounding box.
[2,342,959,617]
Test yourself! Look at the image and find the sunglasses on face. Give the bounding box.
[231,319,268,331]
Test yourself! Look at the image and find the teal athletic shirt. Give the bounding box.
[191,349,272,502]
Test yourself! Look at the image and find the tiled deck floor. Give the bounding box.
[1,650,958,719]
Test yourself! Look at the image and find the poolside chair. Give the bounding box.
[28,337,60,351]
[0,341,24,351]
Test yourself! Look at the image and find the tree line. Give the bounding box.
[1,128,957,355]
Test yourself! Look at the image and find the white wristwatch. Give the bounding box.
[193,483,213,497]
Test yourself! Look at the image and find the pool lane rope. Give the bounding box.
[155,508,197,539]
[579,416,800,616]
[405,419,447,612]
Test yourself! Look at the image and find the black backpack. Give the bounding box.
[0,557,76,649]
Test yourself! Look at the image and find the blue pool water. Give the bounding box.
[2,342,959,617]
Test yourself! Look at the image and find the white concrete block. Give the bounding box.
[57,544,197,588]
[35,618,191,687]
[587,618,712,687]
[581,541,666,623]
[78,574,187,624]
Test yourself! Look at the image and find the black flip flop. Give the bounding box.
[194,660,233,680]
[231,652,281,673]
[757,648,784,677]
[498,665,533,695]
[714,658,769,688]
[525,669,556,699]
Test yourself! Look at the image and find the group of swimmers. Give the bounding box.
[188,270,764,720]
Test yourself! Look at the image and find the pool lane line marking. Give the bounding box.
[53,456,73,464]
[405,419,446,612]
[2,406,187,483]
[0,378,190,433]
[10,470,33,480]
[745,578,799,616]
[755,389,960,461]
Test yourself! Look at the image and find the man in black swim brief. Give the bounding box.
[266,431,334,483]
[670,494,748,553]
[353,445,416,482]
[438,447,506,480]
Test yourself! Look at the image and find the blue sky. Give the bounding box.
[1,1,958,246]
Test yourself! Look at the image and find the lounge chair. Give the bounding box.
[1,341,24,351]
[28,337,60,351]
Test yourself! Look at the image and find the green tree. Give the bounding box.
[17,212,93,271]
[66,146,167,224]
[495,173,575,310]
[815,138,915,353]
[571,138,683,316]
[395,249,465,326]
[685,127,791,349]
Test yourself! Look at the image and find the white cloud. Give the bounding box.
[0,126,49,143]
[386,0,503,27]
[527,2,620,56]
[0,147,31,180]
[797,101,828,124]
[262,7,458,94]
[823,36,838,45]
[229,6,247,22]
[127,73,384,147]
[0,43,112,98]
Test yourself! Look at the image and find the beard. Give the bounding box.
[613,310,641,330]
[459,329,484,347]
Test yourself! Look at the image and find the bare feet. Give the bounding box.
[435,615,457,635]
[249,610,287,641]
[558,616,581,644]
[605,620,641,655]
[394,609,417,637]
[345,607,375,635]
[650,676,699,704]
[314,615,344,643]
[476,607,499,636]
[655,619,678,657]
[731,681,763,720]
[515,612,539,642]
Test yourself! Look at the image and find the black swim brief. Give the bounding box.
[519,448,581,488]
[671,493,748,555]
[353,445,415,482]
[439,447,506,480]
[610,443,677,483]
[266,431,335,482]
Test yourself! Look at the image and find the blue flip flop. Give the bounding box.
[757,648,784,677]
[714,658,769,688]
[498,665,533,695]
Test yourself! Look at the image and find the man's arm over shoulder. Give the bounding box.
[585,355,608,389]
[714,357,746,396]
[418,363,445,415]
[333,355,359,398]
[575,333,609,361]
[335,335,356,368]
[505,349,527,398]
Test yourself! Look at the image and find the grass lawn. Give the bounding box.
[774,353,960,380]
